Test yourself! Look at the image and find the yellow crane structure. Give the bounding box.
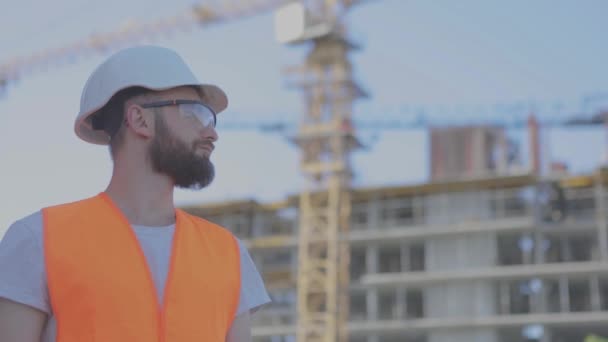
[0,1,369,341]
[279,2,366,341]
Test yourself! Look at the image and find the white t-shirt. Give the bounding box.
[0,211,271,342]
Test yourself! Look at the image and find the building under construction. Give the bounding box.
[182,168,608,342]
[180,121,608,342]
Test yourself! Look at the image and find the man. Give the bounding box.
[0,45,270,342]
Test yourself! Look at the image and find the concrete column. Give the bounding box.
[560,236,573,262]
[591,275,601,311]
[400,244,409,272]
[531,279,548,314]
[413,194,425,225]
[395,287,406,320]
[494,189,505,219]
[366,289,378,321]
[522,235,534,265]
[368,195,381,230]
[559,276,570,312]
[366,245,378,321]
[533,232,545,264]
[366,245,378,273]
[499,281,510,314]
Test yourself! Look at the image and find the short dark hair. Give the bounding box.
[94,86,151,157]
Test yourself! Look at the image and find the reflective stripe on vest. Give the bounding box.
[43,193,241,342]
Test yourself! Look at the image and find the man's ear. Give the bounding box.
[124,104,154,139]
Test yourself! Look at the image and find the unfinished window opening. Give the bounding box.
[351,203,368,229]
[394,205,414,225]
[544,279,561,313]
[504,192,528,218]
[350,248,366,281]
[568,235,596,262]
[269,289,296,308]
[497,234,523,265]
[380,197,415,226]
[569,279,591,312]
[378,289,397,320]
[565,187,595,221]
[349,291,367,322]
[231,213,252,238]
[510,280,532,314]
[543,236,561,263]
[406,289,424,319]
[409,244,425,271]
[600,277,608,311]
[378,246,401,273]
[259,249,292,268]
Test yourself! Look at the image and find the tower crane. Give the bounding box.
[0,1,369,341]
[275,2,365,341]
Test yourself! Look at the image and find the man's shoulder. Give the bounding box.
[9,211,44,236]
[43,195,100,212]
[180,211,240,242]
[184,212,232,233]
[1,210,44,250]
[5,195,100,239]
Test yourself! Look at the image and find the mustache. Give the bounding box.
[193,141,215,151]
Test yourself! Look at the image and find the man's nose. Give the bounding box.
[201,126,218,142]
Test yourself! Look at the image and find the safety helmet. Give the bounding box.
[74,45,228,145]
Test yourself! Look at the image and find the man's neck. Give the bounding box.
[105,165,176,227]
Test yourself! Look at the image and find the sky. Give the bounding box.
[1,0,607,235]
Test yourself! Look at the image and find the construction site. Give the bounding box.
[1,1,606,342]
[178,119,608,342]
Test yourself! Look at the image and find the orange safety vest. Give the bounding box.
[43,193,241,342]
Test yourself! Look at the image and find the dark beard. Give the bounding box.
[148,117,215,189]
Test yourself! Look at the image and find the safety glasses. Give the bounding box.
[140,99,217,129]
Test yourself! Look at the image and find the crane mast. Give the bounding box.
[281,1,366,340]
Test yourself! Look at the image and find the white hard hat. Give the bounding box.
[75,45,228,145]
